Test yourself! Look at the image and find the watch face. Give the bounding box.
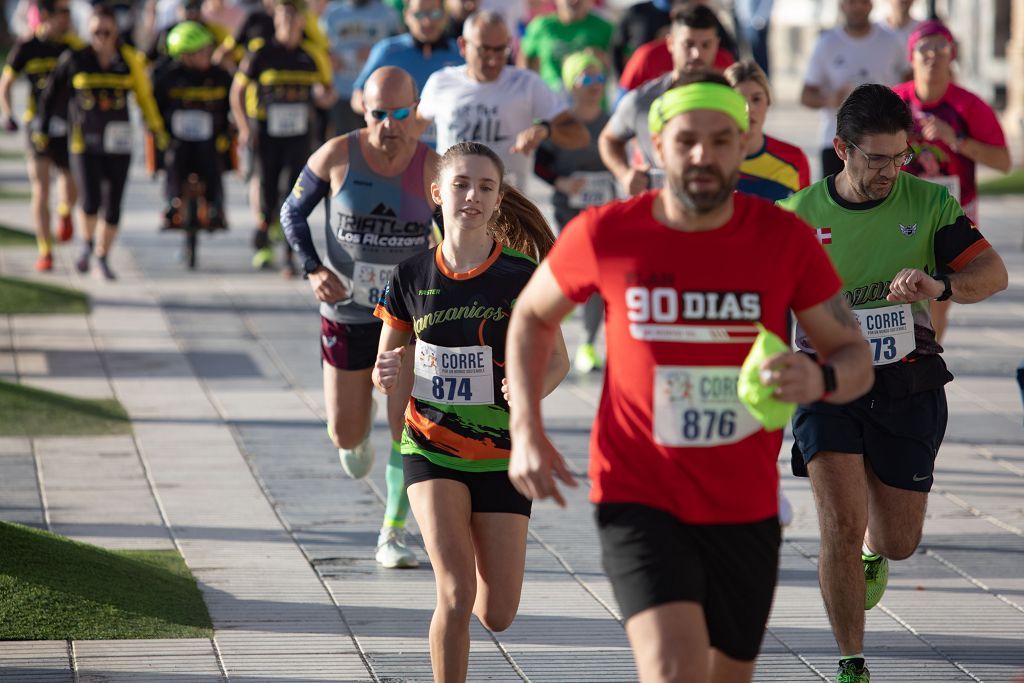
[304,259,321,274]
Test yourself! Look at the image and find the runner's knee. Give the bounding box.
[474,605,516,633]
[329,417,368,449]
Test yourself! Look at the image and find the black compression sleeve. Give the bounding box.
[280,164,330,266]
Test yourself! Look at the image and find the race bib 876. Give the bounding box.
[652,366,761,447]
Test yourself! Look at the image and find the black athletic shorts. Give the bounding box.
[597,503,779,661]
[320,317,381,371]
[403,453,532,517]
[26,131,70,169]
[792,354,952,492]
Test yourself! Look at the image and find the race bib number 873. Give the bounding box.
[412,340,494,405]
[653,366,761,447]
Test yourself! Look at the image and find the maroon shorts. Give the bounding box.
[320,317,382,371]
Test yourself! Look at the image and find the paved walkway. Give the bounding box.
[1,102,1024,681]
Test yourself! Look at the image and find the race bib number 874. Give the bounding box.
[412,340,495,405]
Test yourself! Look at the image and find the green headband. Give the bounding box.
[562,51,604,90]
[648,83,749,134]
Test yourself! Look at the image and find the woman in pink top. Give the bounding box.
[892,20,1010,341]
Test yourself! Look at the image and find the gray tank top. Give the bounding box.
[322,131,434,324]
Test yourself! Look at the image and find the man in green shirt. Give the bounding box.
[778,84,1008,683]
[518,0,612,92]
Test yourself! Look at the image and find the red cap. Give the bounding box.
[907,20,956,64]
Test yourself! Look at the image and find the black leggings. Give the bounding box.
[71,152,131,225]
[164,140,224,206]
[254,131,310,225]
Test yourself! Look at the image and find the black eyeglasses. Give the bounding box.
[846,141,914,169]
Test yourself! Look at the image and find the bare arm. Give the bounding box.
[598,124,650,196]
[773,293,874,404]
[960,138,1011,173]
[800,83,828,109]
[547,109,590,150]
[373,324,414,394]
[886,247,1008,306]
[0,69,15,121]
[948,248,1008,302]
[229,77,249,145]
[507,262,580,506]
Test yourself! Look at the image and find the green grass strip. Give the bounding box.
[0,380,131,436]
[0,522,213,640]
[978,168,1024,196]
[0,224,36,247]
[0,275,89,315]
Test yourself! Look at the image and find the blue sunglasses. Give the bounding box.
[369,105,415,121]
[577,73,606,87]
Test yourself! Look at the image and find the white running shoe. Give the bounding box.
[338,398,377,479]
[778,487,793,527]
[375,526,419,568]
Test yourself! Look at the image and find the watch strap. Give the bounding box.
[935,274,953,302]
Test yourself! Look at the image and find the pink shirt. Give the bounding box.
[892,81,1006,222]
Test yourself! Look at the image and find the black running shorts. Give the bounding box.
[792,354,952,492]
[403,453,532,517]
[596,503,780,661]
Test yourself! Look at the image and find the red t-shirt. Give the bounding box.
[547,191,841,524]
[618,38,735,91]
[891,81,1006,223]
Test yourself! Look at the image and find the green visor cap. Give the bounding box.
[737,323,796,431]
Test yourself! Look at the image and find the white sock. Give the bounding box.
[862,541,877,557]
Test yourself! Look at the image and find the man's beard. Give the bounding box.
[669,165,738,214]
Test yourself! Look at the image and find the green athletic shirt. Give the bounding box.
[521,12,613,92]
[777,172,990,356]
[374,243,536,472]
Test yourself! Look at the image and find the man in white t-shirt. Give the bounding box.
[880,0,919,76]
[416,10,589,188]
[800,0,904,178]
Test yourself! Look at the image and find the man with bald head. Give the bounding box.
[282,66,439,569]
[417,10,589,188]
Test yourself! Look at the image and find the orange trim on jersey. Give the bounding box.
[948,238,990,272]
[374,304,413,331]
[434,242,503,280]
[406,401,508,461]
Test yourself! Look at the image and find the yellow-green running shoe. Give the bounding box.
[863,553,888,610]
[252,246,274,270]
[574,343,601,374]
[836,660,870,683]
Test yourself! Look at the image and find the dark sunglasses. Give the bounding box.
[53,7,72,14]
[577,73,606,87]
[369,105,414,121]
[92,29,113,38]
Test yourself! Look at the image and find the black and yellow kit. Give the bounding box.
[374,244,537,474]
[154,61,233,207]
[39,43,167,224]
[3,29,84,166]
[235,37,330,223]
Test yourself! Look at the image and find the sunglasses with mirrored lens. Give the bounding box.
[369,106,414,121]
[412,8,444,20]
[577,73,606,87]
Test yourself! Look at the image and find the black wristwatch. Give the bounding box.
[934,274,953,302]
[302,257,322,276]
[532,118,552,138]
[820,363,837,400]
